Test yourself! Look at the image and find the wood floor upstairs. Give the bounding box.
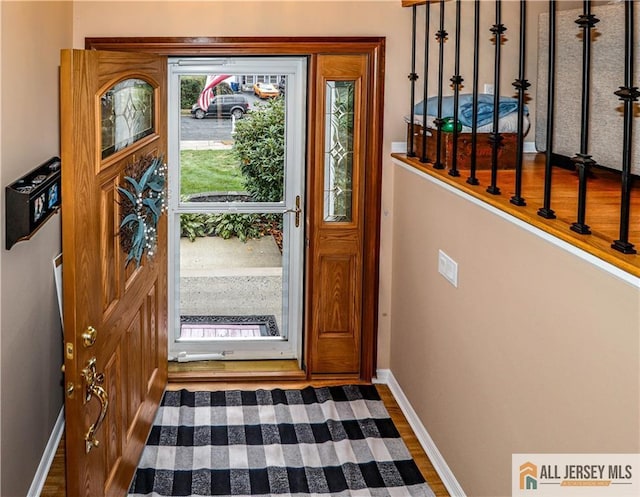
[393,152,640,278]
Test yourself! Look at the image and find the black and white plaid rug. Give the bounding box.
[128,384,434,497]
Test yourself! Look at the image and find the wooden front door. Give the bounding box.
[60,50,168,497]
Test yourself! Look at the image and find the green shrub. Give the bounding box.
[180,76,206,110]
[180,213,216,241]
[210,213,262,241]
[233,97,284,202]
[180,78,233,110]
[180,212,266,243]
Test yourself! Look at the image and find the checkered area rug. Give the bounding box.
[128,385,434,497]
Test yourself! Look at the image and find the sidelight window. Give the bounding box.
[323,80,355,223]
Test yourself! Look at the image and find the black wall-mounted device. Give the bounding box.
[6,156,61,249]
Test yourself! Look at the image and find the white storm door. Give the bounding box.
[167,57,306,362]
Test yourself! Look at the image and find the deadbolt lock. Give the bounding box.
[82,326,97,348]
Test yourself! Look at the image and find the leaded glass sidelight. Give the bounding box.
[324,80,355,222]
[101,79,154,159]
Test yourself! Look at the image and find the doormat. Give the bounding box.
[180,315,280,339]
[128,385,435,496]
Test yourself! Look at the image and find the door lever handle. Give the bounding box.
[81,357,109,454]
[285,195,302,228]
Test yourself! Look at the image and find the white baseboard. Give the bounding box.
[372,368,390,384]
[523,141,537,153]
[376,369,466,497]
[27,407,64,497]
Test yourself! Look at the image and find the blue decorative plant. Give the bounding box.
[117,154,167,267]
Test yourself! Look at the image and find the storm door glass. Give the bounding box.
[323,80,355,222]
[101,78,154,159]
[167,57,306,362]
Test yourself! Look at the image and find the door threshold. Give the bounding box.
[168,359,306,383]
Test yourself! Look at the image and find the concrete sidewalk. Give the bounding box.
[179,236,283,328]
[180,235,281,275]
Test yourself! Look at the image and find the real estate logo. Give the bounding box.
[512,454,640,496]
[520,462,538,490]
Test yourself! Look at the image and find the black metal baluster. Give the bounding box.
[538,0,557,219]
[449,0,463,177]
[487,0,506,195]
[510,0,530,206]
[433,0,448,170]
[570,1,599,235]
[467,0,481,186]
[421,1,432,163]
[408,4,419,158]
[612,0,638,254]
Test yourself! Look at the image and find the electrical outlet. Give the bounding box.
[484,83,494,95]
[438,250,458,288]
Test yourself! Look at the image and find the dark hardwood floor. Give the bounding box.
[41,433,66,497]
[41,383,449,497]
[394,152,640,277]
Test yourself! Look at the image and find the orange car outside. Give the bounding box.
[253,82,281,99]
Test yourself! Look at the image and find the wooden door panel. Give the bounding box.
[314,336,360,372]
[309,54,368,377]
[61,49,167,497]
[100,178,121,316]
[104,349,123,481]
[318,254,357,333]
[320,256,351,333]
[314,253,361,373]
[145,284,159,391]
[125,307,144,432]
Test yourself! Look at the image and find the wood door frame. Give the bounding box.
[85,37,385,381]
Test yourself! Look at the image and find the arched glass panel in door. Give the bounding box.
[101,78,154,159]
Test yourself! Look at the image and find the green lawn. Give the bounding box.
[180,149,245,195]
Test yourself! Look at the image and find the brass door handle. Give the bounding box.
[81,357,109,454]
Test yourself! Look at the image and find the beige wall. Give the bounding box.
[0,2,72,495]
[390,162,640,496]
